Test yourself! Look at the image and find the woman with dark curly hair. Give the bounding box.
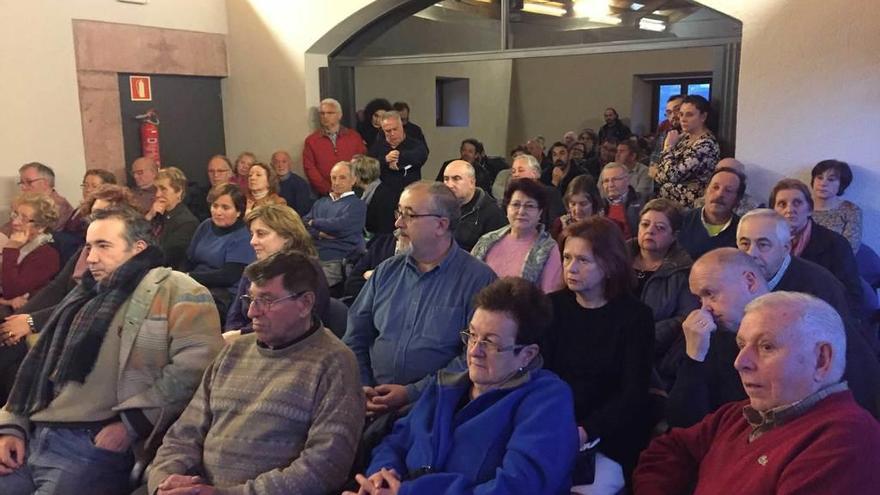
[357,98,393,147]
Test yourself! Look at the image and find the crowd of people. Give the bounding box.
[0,94,877,495]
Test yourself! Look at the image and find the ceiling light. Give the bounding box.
[639,17,666,31]
[630,2,645,10]
[522,2,567,17]
[573,0,609,18]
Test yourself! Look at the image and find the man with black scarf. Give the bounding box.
[0,206,223,495]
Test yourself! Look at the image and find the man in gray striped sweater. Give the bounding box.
[148,251,364,495]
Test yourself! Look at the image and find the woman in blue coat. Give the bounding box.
[346,277,578,495]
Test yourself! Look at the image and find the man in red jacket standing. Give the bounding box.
[634,291,880,495]
[303,98,366,197]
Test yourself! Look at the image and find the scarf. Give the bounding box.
[7,245,164,415]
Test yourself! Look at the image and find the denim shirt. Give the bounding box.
[344,241,497,400]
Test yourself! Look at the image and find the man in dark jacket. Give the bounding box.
[600,162,644,239]
[442,160,507,252]
[435,139,495,196]
[678,167,744,259]
[368,111,428,194]
[598,107,632,144]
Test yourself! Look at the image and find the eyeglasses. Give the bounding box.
[460,331,524,354]
[393,209,443,222]
[10,211,35,223]
[507,202,539,211]
[241,291,306,312]
[17,178,46,187]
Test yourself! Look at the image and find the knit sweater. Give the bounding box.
[305,193,367,261]
[148,328,364,495]
[634,391,880,495]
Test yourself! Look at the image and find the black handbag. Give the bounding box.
[571,442,599,486]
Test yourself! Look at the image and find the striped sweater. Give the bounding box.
[148,328,364,495]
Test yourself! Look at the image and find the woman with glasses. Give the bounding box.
[346,277,577,495]
[544,217,654,494]
[53,168,116,259]
[224,204,330,339]
[472,179,563,293]
[0,193,60,316]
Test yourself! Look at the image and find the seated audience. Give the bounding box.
[305,161,367,286]
[525,137,551,171]
[600,162,644,239]
[271,150,314,216]
[443,160,507,252]
[232,151,255,197]
[597,139,619,172]
[0,186,138,405]
[678,166,744,260]
[616,138,653,198]
[811,159,862,253]
[354,154,396,236]
[635,292,880,494]
[2,162,73,235]
[629,199,698,385]
[53,168,116,259]
[654,95,720,207]
[510,154,565,223]
[245,161,286,214]
[550,174,602,243]
[578,128,598,158]
[148,251,363,495]
[569,141,590,174]
[544,217,654,492]
[344,181,496,416]
[145,166,199,270]
[472,179,562,293]
[666,248,880,428]
[303,98,366,196]
[692,158,762,216]
[347,278,577,495]
[186,183,256,322]
[225,204,329,335]
[129,157,159,214]
[188,154,234,221]
[491,146,525,202]
[0,206,222,495]
[436,139,495,195]
[357,98,392,148]
[0,194,61,315]
[563,130,578,148]
[770,178,864,318]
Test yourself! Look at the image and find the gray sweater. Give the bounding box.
[148,327,364,495]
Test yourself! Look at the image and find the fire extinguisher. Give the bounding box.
[135,109,161,166]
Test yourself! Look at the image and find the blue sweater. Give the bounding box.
[305,193,367,261]
[368,368,577,495]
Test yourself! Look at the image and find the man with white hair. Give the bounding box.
[665,248,880,428]
[509,154,565,223]
[635,291,880,494]
[303,98,366,196]
[367,111,428,194]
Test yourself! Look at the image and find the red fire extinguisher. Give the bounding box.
[135,109,161,166]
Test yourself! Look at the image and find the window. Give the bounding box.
[436,77,469,127]
[652,77,712,130]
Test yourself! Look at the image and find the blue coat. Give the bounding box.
[367,368,578,495]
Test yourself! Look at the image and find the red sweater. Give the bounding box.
[302,127,366,196]
[2,244,61,298]
[634,391,880,495]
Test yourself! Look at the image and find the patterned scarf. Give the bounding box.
[7,245,164,415]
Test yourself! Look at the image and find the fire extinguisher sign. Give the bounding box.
[130,76,152,102]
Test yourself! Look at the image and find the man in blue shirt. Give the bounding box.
[271,150,314,216]
[344,181,497,415]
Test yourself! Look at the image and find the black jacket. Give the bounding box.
[156,203,199,271]
[678,208,740,260]
[368,136,429,191]
[436,159,495,197]
[454,188,508,252]
[800,219,865,319]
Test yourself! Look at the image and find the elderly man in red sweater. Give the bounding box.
[302,98,365,196]
[634,291,880,495]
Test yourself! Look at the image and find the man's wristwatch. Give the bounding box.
[25,315,36,334]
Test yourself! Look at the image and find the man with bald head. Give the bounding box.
[666,248,880,428]
[442,160,506,252]
[636,292,880,494]
[130,156,159,214]
[272,150,314,216]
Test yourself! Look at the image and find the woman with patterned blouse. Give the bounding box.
[811,159,862,253]
[653,95,720,208]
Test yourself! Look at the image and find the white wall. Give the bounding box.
[507,47,716,150]
[355,59,513,181]
[0,0,228,206]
